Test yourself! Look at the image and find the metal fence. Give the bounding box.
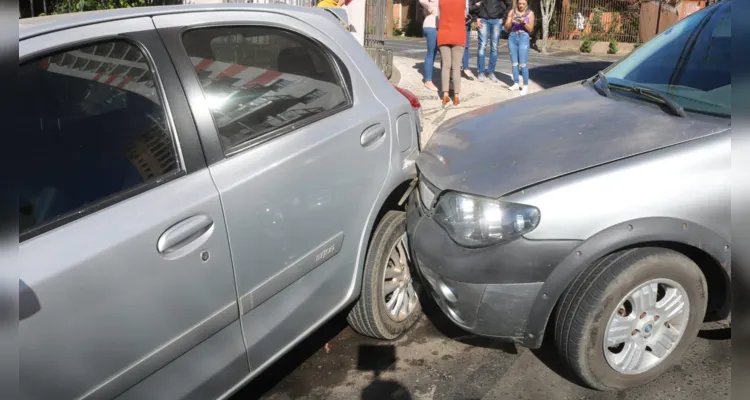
[548,0,642,43]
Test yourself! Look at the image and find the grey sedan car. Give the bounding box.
[18,4,423,399]
[408,0,730,391]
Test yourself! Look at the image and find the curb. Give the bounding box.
[389,64,401,85]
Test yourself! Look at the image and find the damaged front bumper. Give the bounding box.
[406,189,581,342]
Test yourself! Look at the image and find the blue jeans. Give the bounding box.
[508,31,530,85]
[423,27,439,82]
[477,18,502,75]
[462,23,471,70]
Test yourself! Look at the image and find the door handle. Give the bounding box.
[157,215,214,255]
[360,124,386,147]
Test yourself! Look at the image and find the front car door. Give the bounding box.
[18,18,244,399]
[153,9,393,372]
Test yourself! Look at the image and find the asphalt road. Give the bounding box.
[235,301,730,400]
[385,37,623,89]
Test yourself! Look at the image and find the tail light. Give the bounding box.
[393,85,423,150]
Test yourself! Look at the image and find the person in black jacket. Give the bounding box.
[473,0,512,82]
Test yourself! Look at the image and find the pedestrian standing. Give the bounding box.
[420,0,440,91]
[504,0,534,95]
[474,0,511,82]
[462,0,481,80]
[437,0,467,106]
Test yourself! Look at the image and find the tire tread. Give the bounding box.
[347,211,420,340]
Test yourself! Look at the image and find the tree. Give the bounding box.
[539,0,556,54]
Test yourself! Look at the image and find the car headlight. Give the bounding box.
[432,192,540,248]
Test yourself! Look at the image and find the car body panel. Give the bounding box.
[115,320,248,400]
[19,172,240,400]
[18,18,244,400]
[18,5,420,399]
[508,130,730,242]
[520,215,731,348]
[417,82,728,199]
[152,9,410,377]
[410,133,731,348]
[409,0,731,350]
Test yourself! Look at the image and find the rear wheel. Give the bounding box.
[348,211,422,339]
[554,248,708,391]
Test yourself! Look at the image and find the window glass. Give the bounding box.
[605,2,730,117]
[182,27,350,152]
[19,40,179,237]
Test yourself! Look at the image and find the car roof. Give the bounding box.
[19,4,324,40]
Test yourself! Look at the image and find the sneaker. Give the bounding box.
[477,73,486,82]
[508,83,520,91]
[520,86,529,96]
[424,81,438,91]
[489,74,499,83]
[463,69,476,80]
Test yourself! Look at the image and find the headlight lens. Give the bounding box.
[433,192,540,248]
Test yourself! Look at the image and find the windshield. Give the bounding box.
[604,1,730,117]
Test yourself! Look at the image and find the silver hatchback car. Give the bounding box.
[18,5,423,399]
[409,0,731,392]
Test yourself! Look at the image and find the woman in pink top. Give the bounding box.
[420,0,440,90]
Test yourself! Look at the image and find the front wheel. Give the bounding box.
[347,211,422,340]
[554,247,708,391]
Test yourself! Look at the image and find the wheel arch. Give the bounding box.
[348,179,414,299]
[522,217,730,349]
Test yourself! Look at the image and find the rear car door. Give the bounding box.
[18,19,243,399]
[153,10,393,370]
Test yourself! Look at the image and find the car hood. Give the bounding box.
[416,82,727,198]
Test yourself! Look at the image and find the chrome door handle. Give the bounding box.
[157,215,214,255]
[360,124,386,147]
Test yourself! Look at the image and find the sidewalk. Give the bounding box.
[392,56,544,146]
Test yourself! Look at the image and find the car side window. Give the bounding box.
[19,40,181,239]
[181,26,351,154]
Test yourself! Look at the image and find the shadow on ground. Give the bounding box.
[411,61,515,93]
[233,309,352,400]
[358,344,412,400]
[528,61,614,89]
[232,279,518,400]
[699,327,731,340]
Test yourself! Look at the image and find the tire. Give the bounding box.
[554,247,708,391]
[347,211,422,340]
